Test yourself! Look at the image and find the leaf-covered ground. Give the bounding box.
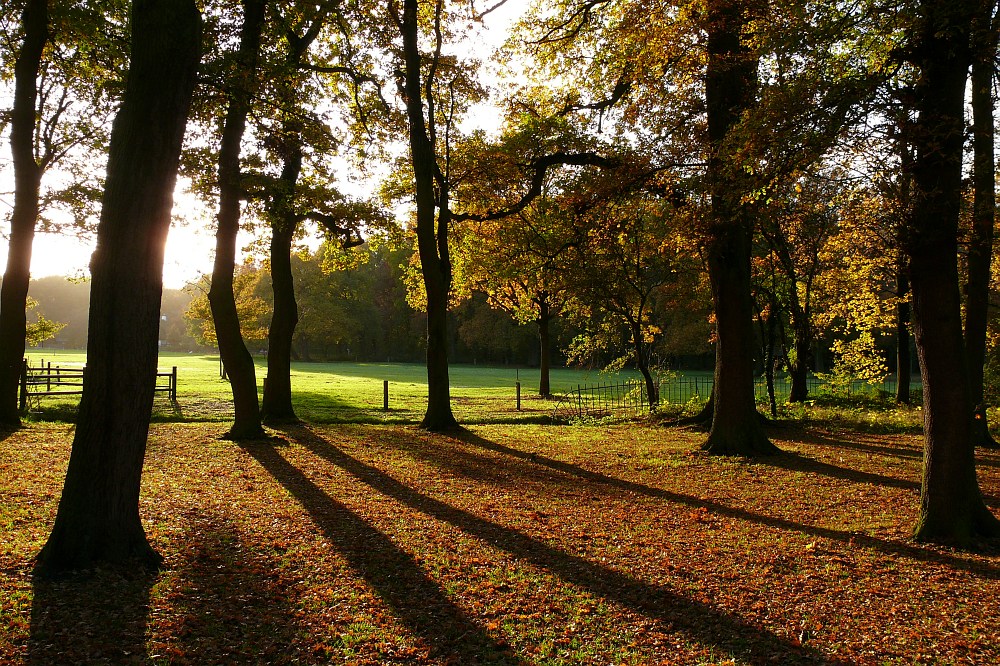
[2,421,998,664]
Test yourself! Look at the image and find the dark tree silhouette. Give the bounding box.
[0,0,48,428]
[906,0,1000,545]
[701,0,779,456]
[209,0,268,440]
[36,0,202,574]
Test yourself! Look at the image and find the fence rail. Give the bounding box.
[552,374,912,420]
[19,360,177,412]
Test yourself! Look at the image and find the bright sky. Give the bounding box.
[0,3,523,291]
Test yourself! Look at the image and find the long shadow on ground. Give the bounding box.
[241,438,524,665]
[28,567,154,665]
[282,424,842,665]
[444,429,1000,569]
[163,513,299,662]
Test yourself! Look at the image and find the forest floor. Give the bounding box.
[2,419,999,665]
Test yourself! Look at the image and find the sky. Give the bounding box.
[0,2,524,291]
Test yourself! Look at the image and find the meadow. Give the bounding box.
[5,350,997,664]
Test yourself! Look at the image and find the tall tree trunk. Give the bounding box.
[965,0,999,448]
[401,0,457,432]
[908,0,1000,545]
[208,0,266,440]
[0,0,48,428]
[701,0,778,456]
[36,0,201,574]
[895,264,912,405]
[537,295,551,397]
[261,145,302,423]
[788,309,811,403]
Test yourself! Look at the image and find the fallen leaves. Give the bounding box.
[1,421,999,664]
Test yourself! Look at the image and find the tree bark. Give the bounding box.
[701,0,778,456]
[908,0,1000,545]
[208,0,267,440]
[400,0,458,432]
[36,0,201,574]
[895,264,912,405]
[0,0,48,428]
[537,295,552,397]
[965,0,999,448]
[787,310,811,403]
[261,145,302,424]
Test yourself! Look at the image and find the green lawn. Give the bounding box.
[22,350,681,425]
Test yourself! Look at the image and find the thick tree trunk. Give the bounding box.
[908,0,1000,545]
[965,1,999,448]
[401,0,457,432]
[537,297,551,397]
[0,0,48,428]
[208,0,266,440]
[701,0,777,456]
[261,145,302,423]
[895,265,912,405]
[35,0,201,574]
[788,313,810,403]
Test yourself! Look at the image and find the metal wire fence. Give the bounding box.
[552,374,912,420]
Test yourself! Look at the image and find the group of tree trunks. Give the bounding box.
[0,0,993,575]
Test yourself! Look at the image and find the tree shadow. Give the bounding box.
[239,438,524,665]
[788,427,1000,470]
[287,390,420,425]
[440,428,1000,571]
[763,451,921,492]
[160,514,299,662]
[376,428,581,490]
[280,424,842,665]
[28,566,155,665]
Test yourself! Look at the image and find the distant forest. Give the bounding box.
[18,244,715,370]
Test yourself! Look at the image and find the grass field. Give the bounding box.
[21,349,710,425]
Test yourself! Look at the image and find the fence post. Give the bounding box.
[516,381,521,411]
[383,380,389,411]
[19,360,28,412]
[171,366,178,401]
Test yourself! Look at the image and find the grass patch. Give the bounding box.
[3,420,1000,664]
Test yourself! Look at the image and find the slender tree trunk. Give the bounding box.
[763,311,778,417]
[701,0,777,455]
[895,265,912,405]
[0,0,48,428]
[208,0,266,440]
[965,0,999,448]
[632,322,658,410]
[908,0,1000,545]
[261,146,302,423]
[36,0,201,574]
[401,0,457,431]
[537,298,552,397]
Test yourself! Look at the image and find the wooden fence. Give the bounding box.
[19,360,177,412]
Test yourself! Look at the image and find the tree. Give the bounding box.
[0,0,48,429]
[183,266,270,347]
[207,0,267,440]
[700,0,779,455]
[905,0,1000,545]
[964,0,1000,448]
[36,0,201,573]
[391,0,466,431]
[0,0,123,427]
[24,296,64,346]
